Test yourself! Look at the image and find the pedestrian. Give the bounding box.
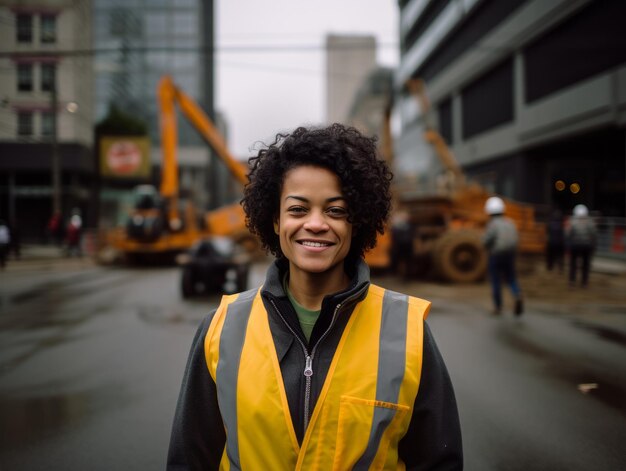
[65,214,83,257]
[482,196,523,316]
[46,210,62,246]
[566,204,597,288]
[546,209,565,272]
[167,124,463,470]
[0,219,10,269]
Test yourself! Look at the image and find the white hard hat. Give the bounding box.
[573,204,589,217]
[485,196,505,215]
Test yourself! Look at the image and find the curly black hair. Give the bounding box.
[242,123,393,262]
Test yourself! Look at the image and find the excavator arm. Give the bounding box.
[405,78,465,188]
[158,76,248,187]
[157,76,248,236]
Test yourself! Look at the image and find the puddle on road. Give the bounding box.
[0,390,91,451]
[0,303,110,332]
[0,384,132,452]
[6,271,132,308]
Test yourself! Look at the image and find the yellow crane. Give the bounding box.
[106,76,251,263]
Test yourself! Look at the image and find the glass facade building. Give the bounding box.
[93,0,213,146]
[93,0,219,225]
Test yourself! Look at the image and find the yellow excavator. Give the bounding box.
[365,78,545,282]
[106,76,251,263]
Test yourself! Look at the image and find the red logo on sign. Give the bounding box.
[106,141,142,175]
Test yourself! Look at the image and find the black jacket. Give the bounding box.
[167,258,463,470]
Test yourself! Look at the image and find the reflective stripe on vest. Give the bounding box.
[205,284,430,470]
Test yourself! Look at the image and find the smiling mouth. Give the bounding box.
[299,240,333,248]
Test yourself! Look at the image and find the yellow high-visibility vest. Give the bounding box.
[205,284,430,470]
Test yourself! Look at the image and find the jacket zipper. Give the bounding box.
[270,299,342,434]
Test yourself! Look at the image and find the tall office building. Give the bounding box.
[326,34,377,124]
[93,0,218,224]
[395,0,625,217]
[0,0,94,239]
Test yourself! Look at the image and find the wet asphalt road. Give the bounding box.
[0,259,625,470]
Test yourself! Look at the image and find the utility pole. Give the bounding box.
[51,85,61,214]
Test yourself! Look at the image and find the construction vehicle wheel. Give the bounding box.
[433,230,487,283]
[181,268,195,298]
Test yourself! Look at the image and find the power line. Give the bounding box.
[0,42,398,59]
[218,59,391,80]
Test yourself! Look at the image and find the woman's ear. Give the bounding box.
[273,220,279,235]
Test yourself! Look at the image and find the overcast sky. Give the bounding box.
[215,0,399,157]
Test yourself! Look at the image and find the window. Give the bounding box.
[109,9,141,38]
[17,64,33,92]
[173,12,197,36]
[16,14,33,42]
[524,0,626,103]
[173,52,196,69]
[417,0,526,82]
[41,63,56,92]
[438,98,453,144]
[17,112,33,136]
[402,0,451,54]
[40,15,57,43]
[461,59,514,139]
[146,12,168,36]
[41,112,55,137]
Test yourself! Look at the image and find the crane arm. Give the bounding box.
[405,78,465,185]
[158,76,180,199]
[158,76,249,195]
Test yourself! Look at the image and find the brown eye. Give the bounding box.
[327,206,348,217]
[287,206,307,215]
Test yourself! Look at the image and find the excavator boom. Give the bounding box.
[106,76,251,263]
[158,76,248,192]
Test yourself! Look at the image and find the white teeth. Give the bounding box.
[301,241,330,247]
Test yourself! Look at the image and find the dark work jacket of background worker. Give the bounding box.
[167,257,463,470]
[482,197,523,316]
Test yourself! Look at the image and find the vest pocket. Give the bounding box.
[332,395,409,471]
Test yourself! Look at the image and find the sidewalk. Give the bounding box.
[13,244,73,261]
[2,244,95,267]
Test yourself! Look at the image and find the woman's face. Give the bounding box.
[275,165,353,279]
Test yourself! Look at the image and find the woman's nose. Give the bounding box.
[304,211,329,232]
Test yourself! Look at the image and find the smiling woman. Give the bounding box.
[275,166,353,299]
[167,123,463,470]
[243,124,392,266]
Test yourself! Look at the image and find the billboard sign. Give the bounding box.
[100,136,151,179]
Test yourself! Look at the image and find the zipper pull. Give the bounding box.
[304,355,313,377]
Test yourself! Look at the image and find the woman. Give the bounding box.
[167,124,463,470]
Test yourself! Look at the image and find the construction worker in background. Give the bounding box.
[167,124,463,470]
[66,210,83,257]
[482,196,524,316]
[566,204,597,288]
[546,209,565,273]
